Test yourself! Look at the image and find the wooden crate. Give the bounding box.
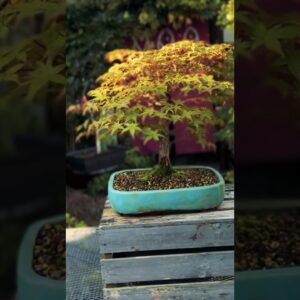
[99,185,234,300]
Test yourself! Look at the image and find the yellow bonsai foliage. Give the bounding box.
[86,40,233,176]
[104,49,136,64]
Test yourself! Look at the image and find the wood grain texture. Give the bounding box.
[104,280,234,300]
[225,184,234,191]
[100,200,234,228]
[99,213,233,253]
[101,251,234,284]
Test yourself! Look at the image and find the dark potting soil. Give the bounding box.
[113,168,219,191]
[32,222,65,280]
[236,210,300,271]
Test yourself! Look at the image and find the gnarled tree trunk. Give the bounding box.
[158,126,172,176]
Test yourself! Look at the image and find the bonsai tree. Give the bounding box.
[86,40,233,177]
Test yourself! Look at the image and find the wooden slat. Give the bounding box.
[99,213,233,253]
[225,184,234,191]
[101,251,234,284]
[101,200,234,228]
[105,281,233,300]
[224,190,234,200]
[104,280,234,300]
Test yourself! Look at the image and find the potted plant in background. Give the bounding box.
[236,209,300,300]
[66,96,126,176]
[17,216,64,300]
[86,40,233,214]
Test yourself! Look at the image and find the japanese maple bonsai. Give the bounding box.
[86,40,233,214]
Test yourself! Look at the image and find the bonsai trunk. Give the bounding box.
[156,92,173,177]
[158,127,172,176]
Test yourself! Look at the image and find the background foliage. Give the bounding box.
[66,212,87,228]
[217,0,234,29]
[0,0,65,153]
[66,0,233,103]
[236,1,300,126]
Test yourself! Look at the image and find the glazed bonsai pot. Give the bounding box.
[108,166,225,214]
[236,266,300,300]
[17,215,64,300]
[66,145,125,174]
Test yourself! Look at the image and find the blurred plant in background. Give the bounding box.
[87,172,111,198]
[236,0,300,127]
[66,96,88,150]
[67,95,119,152]
[123,147,155,169]
[0,0,65,154]
[109,0,222,35]
[217,0,234,29]
[66,0,233,103]
[66,212,87,228]
[66,1,121,104]
[225,169,234,183]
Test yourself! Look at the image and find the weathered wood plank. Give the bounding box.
[104,280,234,300]
[99,217,233,253]
[225,184,234,191]
[224,190,234,200]
[101,251,234,284]
[100,201,234,229]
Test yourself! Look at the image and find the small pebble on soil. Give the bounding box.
[32,222,65,280]
[113,168,219,191]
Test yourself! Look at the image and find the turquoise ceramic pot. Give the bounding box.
[17,215,65,300]
[236,267,300,300]
[108,166,225,214]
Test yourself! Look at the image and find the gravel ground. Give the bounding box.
[236,210,300,271]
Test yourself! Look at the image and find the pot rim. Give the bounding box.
[109,165,225,195]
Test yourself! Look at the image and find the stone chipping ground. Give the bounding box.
[236,210,300,271]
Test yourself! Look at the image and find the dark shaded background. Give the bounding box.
[235,0,300,202]
[235,0,300,298]
[0,4,65,297]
